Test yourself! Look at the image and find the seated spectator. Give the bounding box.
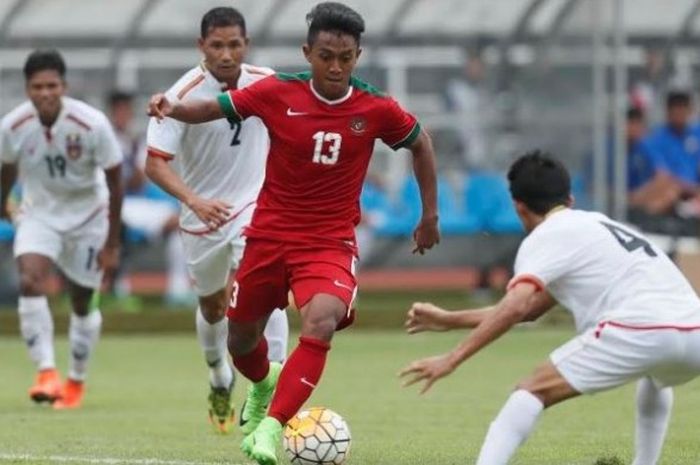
[626,107,683,215]
[108,91,192,306]
[622,92,700,241]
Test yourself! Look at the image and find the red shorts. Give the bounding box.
[227,238,358,323]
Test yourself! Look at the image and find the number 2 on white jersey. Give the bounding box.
[312,131,342,165]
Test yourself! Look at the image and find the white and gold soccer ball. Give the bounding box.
[283,407,351,465]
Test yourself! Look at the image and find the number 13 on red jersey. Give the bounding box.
[312,131,342,165]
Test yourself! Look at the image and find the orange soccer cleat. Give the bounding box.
[52,379,84,410]
[28,368,62,404]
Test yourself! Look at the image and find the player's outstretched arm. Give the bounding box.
[147,93,224,124]
[405,302,496,333]
[405,290,555,335]
[400,282,544,394]
[0,163,17,220]
[408,128,440,255]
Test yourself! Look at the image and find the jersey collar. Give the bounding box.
[544,205,568,220]
[309,80,353,105]
[200,61,242,91]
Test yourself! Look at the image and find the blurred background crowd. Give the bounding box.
[2,0,700,306]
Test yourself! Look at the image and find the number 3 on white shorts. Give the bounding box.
[229,281,240,309]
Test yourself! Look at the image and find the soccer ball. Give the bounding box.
[283,407,351,465]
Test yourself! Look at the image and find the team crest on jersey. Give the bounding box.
[65,134,83,160]
[349,117,367,134]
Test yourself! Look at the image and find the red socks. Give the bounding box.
[231,337,269,383]
[268,336,330,425]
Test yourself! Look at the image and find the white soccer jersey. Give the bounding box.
[0,97,122,232]
[146,63,272,233]
[509,208,700,332]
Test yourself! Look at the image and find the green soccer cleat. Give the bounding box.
[240,417,283,465]
[239,362,282,436]
[208,383,235,434]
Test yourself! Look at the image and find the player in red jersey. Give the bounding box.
[149,3,439,463]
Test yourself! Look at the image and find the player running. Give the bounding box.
[148,2,440,463]
[401,151,700,465]
[145,7,289,434]
[0,49,123,409]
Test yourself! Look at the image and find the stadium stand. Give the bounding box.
[2,0,700,291]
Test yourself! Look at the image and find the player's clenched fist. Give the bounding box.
[405,302,453,334]
[147,93,173,121]
[412,215,440,255]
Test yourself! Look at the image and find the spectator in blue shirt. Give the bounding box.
[644,91,700,186]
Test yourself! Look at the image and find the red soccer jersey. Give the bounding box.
[217,72,420,247]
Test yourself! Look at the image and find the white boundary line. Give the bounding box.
[0,453,250,465]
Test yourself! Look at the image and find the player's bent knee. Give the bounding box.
[199,290,227,323]
[227,322,261,356]
[200,303,226,323]
[18,272,45,296]
[301,313,338,341]
[300,294,348,341]
[515,378,579,408]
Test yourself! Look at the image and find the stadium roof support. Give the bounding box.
[496,0,547,89]
[108,0,161,89]
[0,0,27,45]
[254,0,289,43]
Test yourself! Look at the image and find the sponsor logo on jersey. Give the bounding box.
[65,133,83,160]
[349,117,367,134]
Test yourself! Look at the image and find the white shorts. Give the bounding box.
[180,205,255,297]
[551,321,700,394]
[14,211,108,289]
[122,197,177,239]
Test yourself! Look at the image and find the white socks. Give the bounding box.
[196,306,288,387]
[18,296,55,371]
[476,389,544,465]
[632,378,673,465]
[264,308,289,363]
[68,310,103,381]
[196,307,233,389]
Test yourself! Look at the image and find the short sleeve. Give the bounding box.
[95,117,123,169]
[218,76,274,123]
[0,122,18,163]
[507,230,574,292]
[378,97,421,151]
[146,116,184,161]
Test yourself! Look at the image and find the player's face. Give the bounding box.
[667,103,691,130]
[110,100,133,132]
[26,70,65,123]
[303,31,361,101]
[199,25,249,85]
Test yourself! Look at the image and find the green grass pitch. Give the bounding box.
[1,329,700,464]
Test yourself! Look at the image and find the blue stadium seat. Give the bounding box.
[0,219,15,242]
[374,176,480,237]
[123,181,179,244]
[464,172,523,234]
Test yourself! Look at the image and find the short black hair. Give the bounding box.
[200,7,246,39]
[107,90,133,108]
[306,2,365,46]
[666,90,691,108]
[507,150,571,215]
[24,49,66,81]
